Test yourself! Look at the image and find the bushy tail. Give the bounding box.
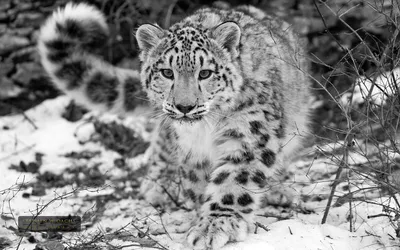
[38,3,146,113]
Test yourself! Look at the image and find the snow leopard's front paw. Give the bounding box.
[186,213,249,249]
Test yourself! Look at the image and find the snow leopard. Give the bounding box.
[38,3,311,249]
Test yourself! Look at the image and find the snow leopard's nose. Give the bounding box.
[176,104,196,114]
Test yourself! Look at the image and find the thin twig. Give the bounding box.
[254,222,270,234]
[131,223,169,250]
[164,0,178,28]
[0,101,38,130]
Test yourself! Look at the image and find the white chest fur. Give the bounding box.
[173,122,216,162]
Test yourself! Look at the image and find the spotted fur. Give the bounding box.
[38,3,312,250]
[38,3,147,114]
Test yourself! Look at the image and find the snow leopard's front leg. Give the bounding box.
[142,127,211,209]
[139,125,182,206]
[187,117,287,249]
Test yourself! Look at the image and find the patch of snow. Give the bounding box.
[341,68,400,107]
[1,96,399,250]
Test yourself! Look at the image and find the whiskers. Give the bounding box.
[131,94,153,104]
[151,112,167,120]
[138,108,162,118]
[207,110,234,123]
[158,114,173,131]
[202,116,215,129]
[140,104,235,132]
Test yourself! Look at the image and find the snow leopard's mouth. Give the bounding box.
[171,115,203,123]
[161,101,209,124]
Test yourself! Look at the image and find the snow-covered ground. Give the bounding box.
[0,96,398,250]
[340,67,400,108]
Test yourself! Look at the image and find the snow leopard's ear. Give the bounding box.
[136,24,166,56]
[210,21,241,57]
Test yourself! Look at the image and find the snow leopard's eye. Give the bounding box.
[161,69,174,80]
[199,70,212,80]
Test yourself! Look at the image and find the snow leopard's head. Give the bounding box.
[136,20,243,124]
